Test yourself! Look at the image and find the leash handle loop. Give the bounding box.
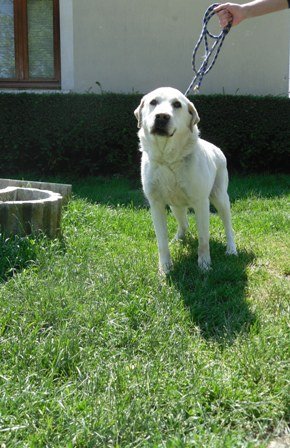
[184,3,232,96]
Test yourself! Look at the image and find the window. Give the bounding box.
[0,0,60,88]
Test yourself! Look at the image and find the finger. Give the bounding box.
[216,11,232,27]
[214,5,228,13]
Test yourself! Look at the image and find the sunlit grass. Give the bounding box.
[0,175,289,447]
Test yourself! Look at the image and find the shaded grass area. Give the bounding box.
[0,175,289,447]
[0,235,38,282]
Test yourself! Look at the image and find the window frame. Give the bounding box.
[0,0,60,89]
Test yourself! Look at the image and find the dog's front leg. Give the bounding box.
[195,200,211,270]
[149,201,172,274]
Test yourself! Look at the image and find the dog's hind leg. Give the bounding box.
[210,188,237,256]
[170,206,189,240]
[194,200,212,270]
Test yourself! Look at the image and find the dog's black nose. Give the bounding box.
[152,113,171,136]
[155,113,170,124]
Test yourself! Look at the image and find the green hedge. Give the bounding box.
[0,92,289,177]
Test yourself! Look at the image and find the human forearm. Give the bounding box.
[214,0,289,27]
[242,0,289,19]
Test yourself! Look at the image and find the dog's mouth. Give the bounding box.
[151,127,176,137]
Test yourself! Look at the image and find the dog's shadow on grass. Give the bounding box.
[168,237,256,343]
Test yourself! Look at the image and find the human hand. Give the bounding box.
[214,3,246,27]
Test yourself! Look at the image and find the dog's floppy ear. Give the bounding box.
[188,101,200,131]
[134,98,145,129]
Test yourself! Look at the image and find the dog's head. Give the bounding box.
[134,87,200,137]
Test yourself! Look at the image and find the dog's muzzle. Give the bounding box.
[151,113,171,136]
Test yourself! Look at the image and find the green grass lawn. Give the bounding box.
[0,175,289,447]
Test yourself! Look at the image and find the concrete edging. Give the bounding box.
[0,179,72,237]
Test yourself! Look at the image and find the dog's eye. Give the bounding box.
[172,101,182,109]
[150,99,158,106]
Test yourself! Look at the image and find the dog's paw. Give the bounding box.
[173,228,187,241]
[198,256,211,271]
[171,234,186,244]
[159,260,173,275]
[226,243,238,256]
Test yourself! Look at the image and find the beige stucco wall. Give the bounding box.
[61,0,290,96]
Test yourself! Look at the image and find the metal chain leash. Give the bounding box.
[184,3,232,96]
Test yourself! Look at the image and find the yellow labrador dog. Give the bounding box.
[135,87,237,274]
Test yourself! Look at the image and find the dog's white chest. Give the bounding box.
[145,162,191,207]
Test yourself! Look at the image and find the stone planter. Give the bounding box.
[0,186,64,238]
[0,178,72,204]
